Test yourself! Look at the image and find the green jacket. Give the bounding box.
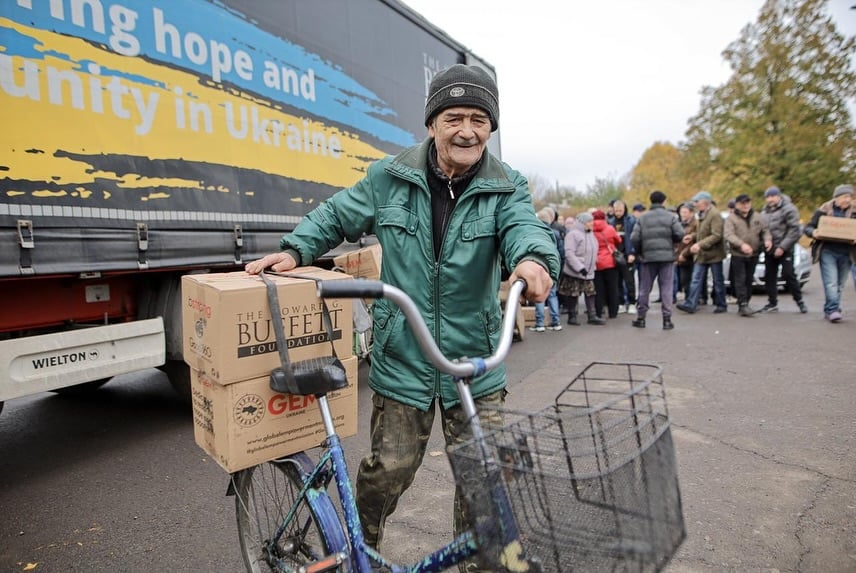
[691,206,727,264]
[280,138,560,411]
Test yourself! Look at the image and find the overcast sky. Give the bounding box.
[402,0,856,191]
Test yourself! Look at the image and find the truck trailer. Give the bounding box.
[0,0,499,412]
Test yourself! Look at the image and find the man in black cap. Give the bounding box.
[760,186,807,313]
[724,194,771,316]
[246,64,559,560]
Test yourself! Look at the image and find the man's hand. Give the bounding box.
[627,254,636,264]
[682,235,693,245]
[509,260,553,303]
[764,240,773,252]
[740,243,753,255]
[774,247,784,257]
[690,243,700,254]
[245,252,297,275]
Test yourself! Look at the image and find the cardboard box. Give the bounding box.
[521,305,537,327]
[332,244,382,280]
[191,356,358,473]
[182,268,354,385]
[816,216,856,242]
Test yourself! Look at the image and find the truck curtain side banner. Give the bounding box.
[0,0,461,231]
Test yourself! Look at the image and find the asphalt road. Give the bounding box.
[1,274,854,572]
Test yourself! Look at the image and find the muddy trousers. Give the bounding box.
[356,389,505,572]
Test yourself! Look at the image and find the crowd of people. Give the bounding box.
[528,184,856,331]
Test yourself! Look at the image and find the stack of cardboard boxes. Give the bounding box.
[181,267,359,472]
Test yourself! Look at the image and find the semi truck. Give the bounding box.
[0,0,499,413]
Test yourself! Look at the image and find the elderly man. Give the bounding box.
[804,184,856,322]
[724,194,771,316]
[246,64,560,558]
[760,186,807,313]
[677,191,728,314]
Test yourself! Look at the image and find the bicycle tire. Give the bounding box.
[234,454,349,572]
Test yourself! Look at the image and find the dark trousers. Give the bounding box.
[638,261,676,319]
[731,255,758,306]
[594,267,620,318]
[617,261,636,305]
[765,249,802,304]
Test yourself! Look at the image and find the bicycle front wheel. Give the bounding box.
[233,455,347,572]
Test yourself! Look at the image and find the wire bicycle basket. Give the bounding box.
[448,362,686,572]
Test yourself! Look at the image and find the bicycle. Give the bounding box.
[230,279,685,572]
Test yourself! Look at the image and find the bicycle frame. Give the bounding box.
[261,279,532,573]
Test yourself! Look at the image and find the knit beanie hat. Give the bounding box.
[650,190,667,204]
[425,64,499,131]
[764,186,781,198]
[833,184,853,198]
[576,212,593,224]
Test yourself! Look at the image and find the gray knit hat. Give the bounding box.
[576,212,593,224]
[833,184,853,198]
[424,64,499,131]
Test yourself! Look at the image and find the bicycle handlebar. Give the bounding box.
[318,279,527,379]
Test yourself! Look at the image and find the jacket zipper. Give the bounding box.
[433,179,464,399]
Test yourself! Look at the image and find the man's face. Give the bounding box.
[428,106,491,178]
[765,194,781,208]
[613,202,626,218]
[834,193,852,209]
[735,200,752,215]
[694,199,710,211]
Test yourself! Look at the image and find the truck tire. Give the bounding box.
[162,360,192,405]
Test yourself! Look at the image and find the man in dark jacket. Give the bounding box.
[246,64,559,558]
[760,186,807,313]
[630,190,684,330]
[608,200,638,313]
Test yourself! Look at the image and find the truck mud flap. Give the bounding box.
[0,318,165,401]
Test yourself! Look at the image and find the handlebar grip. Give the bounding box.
[318,279,385,299]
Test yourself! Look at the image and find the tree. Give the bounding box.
[682,0,855,210]
[628,142,689,206]
[584,175,626,208]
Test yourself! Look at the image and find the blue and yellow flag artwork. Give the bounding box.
[0,0,441,228]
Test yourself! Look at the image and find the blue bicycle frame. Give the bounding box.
[262,279,531,573]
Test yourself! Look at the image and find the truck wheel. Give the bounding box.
[162,360,192,404]
[52,379,111,395]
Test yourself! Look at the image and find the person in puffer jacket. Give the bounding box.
[592,209,622,321]
[760,186,808,314]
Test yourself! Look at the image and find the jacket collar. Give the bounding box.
[386,137,514,193]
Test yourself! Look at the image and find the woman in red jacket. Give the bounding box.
[592,209,622,321]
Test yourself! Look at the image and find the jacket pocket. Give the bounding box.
[377,205,419,235]
[371,300,404,359]
[460,214,497,242]
[479,308,502,354]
